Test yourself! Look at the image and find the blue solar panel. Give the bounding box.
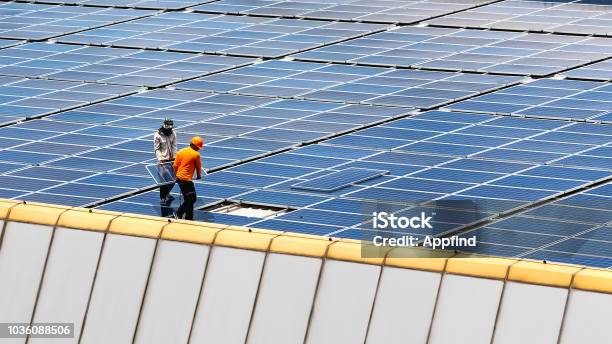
[0,3,154,40]
[293,27,610,76]
[193,0,493,24]
[430,0,612,36]
[291,168,388,192]
[58,12,386,57]
[0,43,255,86]
[176,60,521,108]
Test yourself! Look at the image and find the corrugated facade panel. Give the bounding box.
[366,267,442,344]
[493,282,567,344]
[134,240,209,344]
[79,234,156,344]
[559,289,612,344]
[30,228,104,344]
[429,274,503,344]
[0,222,53,344]
[0,223,53,323]
[247,253,321,344]
[189,246,265,344]
[306,260,380,344]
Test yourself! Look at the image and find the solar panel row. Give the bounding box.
[57,12,387,58]
[193,0,495,24]
[0,42,255,87]
[429,0,612,36]
[294,26,612,76]
[176,60,522,108]
[448,78,612,123]
[0,2,155,40]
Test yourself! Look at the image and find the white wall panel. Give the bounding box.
[30,228,104,344]
[306,259,380,344]
[190,246,265,344]
[0,222,53,323]
[247,253,322,344]
[493,282,566,344]
[79,234,156,344]
[134,240,209,344]
[429,274,502,344]
[560,289,612,344]
[366,267,442,344]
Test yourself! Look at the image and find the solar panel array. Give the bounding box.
[294,27,612,76]
[0,2,154,40]
[0,0,609,268]
[58,12,386,57]
[0,43,255,86]
[193,0,495,23]
[429,0,612,36]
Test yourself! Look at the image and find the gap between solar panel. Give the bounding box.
[291,167,388,192]
[200,200,294,220]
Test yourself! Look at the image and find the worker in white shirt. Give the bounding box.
[154,118,177,204]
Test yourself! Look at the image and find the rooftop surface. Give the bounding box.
[0,0,610,268]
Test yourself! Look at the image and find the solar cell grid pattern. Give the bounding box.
[57,12,386,57]
[429,0,612,36]
[0,88,408,205]
[0,76,138,124]
[177,60,522,108]
[562,58,612,81]
[0,42,255,87]
[447,78,612,123]
[0,2,155,40]
[294,26,612,76]
[193,0,493,24]
[464,182,612,268]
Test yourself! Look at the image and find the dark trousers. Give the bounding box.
[176,179,196,220]
[159,183,174,200]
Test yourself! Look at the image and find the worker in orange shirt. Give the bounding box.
[173,136,204,220]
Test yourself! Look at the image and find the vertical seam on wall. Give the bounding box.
[362,250,392,344]
[0,202,23,255]
[25,208,72,344]
[556,267,585,344]
[425,256,453,344]
[77,213,122,344]
[131,222,171,344]
[489,260,521,344]
[186,228,224,344]
[302,240,335,344]
[244,233,284,344]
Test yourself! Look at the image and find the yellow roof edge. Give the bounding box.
[213,226,283,252]
[509,260,583,288]
[385,247,456,272]
[325,239,390,265]
[446,257,518,279]
[572,268,612,294]
[161,221,226,245]
[0,200,23,220]
[7,202,72,226]
[58,208,121,232]
[270,232,335,258]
